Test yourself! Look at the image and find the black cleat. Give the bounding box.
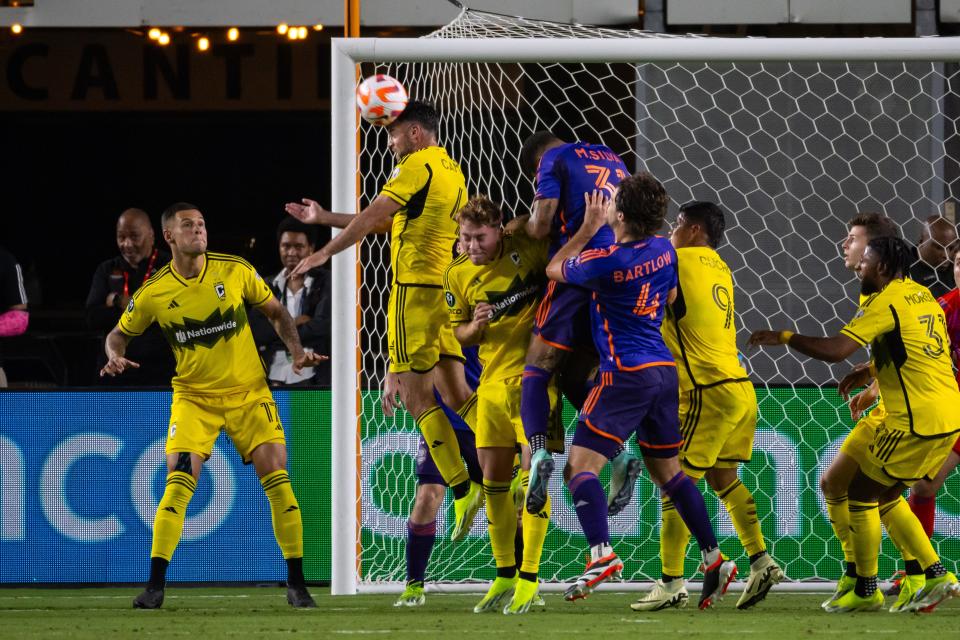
[287,584,317,608]
[133,588,164,609]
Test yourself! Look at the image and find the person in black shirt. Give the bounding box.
[251,218,331,386]
[0,245,29,387]
[86,208,174,385]
[910,214,959,299]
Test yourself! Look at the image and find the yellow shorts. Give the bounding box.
[860,421,956,487]
[679,381,757,472]
[840,400,886,461]
[388,284,463,373]
[167,383,285,463]
[476,376,528,449]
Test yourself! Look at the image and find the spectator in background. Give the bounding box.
[86,208,174,386]
[251,218,331,386]
[0,245,29,388]
[910,215,959,298]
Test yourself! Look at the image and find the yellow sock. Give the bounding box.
[880,496,937,570]
[848,500,881,577]
[416,406,467,487]
[484,479,516,569]
[150,471,196,561]
[260,469,303,559]
[456,392,478,433]
[825,494,855,563]
[717,478,766,557]
[519,470,550,574]
[660,495,690,577]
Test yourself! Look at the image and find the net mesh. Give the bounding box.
[353,7,960,587]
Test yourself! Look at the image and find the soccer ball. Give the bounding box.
[356,74,408,126]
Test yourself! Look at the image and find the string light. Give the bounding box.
[297,26,308,39]
[227,27,239,41]
[158,32,170,46]
[287,28,299,41]
[197,37,210,52]
[11,23,23,35]
[313,24,324,31]
[277,23,289,35]
[148,27,161,40]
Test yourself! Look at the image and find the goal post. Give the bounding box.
[329,16,960,596]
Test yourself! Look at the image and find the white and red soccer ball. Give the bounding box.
[356,74,409,126]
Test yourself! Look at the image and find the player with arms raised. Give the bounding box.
[517,131,640,515]
[750,236,960,612]
[546,174,731,609]
[633,201,783,612]
[286,101,483,539]
[444,196,552,614]
[101,203,325,609]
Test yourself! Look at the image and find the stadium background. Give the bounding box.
[1,0,960,588]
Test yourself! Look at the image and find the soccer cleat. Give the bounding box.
[607,449,642,516]
[287,584,317,608]
[904,571,960,613]
[821,574,857,610]
[699,557,737,610]
[451,481,484,542]
[736,554,784,610]
[630,579,689,611]
[474,576,517,613]
[532,592,546,606]
[133,587,164,609]
[503,578,540,615]
[525,449,554,514]
[822,587,884,613]
[888,574,924,613]
[884,570,905,597]
[563,552,624,601]
[394,581,426,607]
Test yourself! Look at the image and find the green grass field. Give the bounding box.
[1,587,957,639]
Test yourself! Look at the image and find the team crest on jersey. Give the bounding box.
[510,252,521,266]
[214,281,226,301]
[389,166,401,181]
[445,292,456,307]
[169,422,177,439]
[126,298,135,313]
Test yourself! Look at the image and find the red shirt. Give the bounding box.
[938,287,960,386]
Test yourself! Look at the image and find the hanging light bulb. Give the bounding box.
[227,27,239,41]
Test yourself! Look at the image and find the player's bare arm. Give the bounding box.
[837,362,877,401]
[747,330,859,363]
[453,301,493,347]
[290,195,399,274]
[100,327,140,376]
[523,197,559,240]
[285,198,356,229]
[545,190,607,282]
[257,296,328,373]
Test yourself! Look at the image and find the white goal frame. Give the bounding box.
[329,35,960,596]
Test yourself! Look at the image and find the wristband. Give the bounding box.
[778,330,794,345]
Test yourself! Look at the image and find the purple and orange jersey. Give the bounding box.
[562,236,678,373]
[535,142,629,257]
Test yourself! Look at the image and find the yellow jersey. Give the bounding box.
[118,252,274,394]
[443,232,547,383]
[380,145,466,287]
[840,278,960,438]
[662,246,749,391]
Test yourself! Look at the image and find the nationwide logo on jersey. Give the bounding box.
[485,272,545,321]
[162,304,248,350]
[214,281,226,301]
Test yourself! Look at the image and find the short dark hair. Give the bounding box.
[276,217,318,247]
[615,171,669,237]
[161,202,200,228]
[679,201,726,248]
[867,236,912,279]
[457,194,503,228]
[391,100,439,135]
[848,212,900,241]
[520,130,561,177]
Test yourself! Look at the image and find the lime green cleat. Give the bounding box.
[888,574,924,613]
[905,571,960,613]
[821,574,857,610]
[451,481,484,542]
[503,578,540,615]
[474,576,518,613]
[394,581,426,607]
[822,587,884,613]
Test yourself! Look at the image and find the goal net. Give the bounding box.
[330,6,960,594]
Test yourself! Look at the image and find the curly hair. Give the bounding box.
[615,171,669,237]
[867,236,912,279]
